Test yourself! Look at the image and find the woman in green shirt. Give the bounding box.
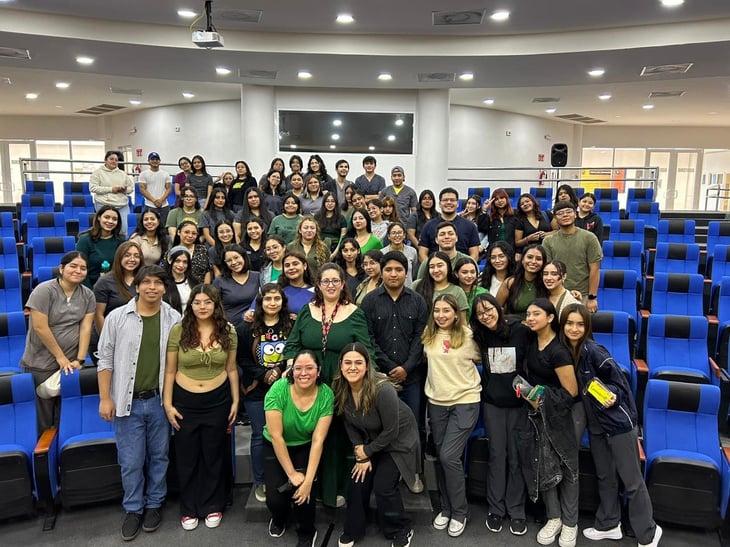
[454,257,488,318]
[76,205,124,288]
[263,350,333,546]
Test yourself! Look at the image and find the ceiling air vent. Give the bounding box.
[648,90,685,98]
[1,76,11,85]
[76,104,126,115]
[110,87,144,95]
[556,113,606,124]
[432,10,485,26]
[532,97,561,103]
[0,47,31,60]
[640,63,693,76]
[418,72,456,82]
[238,69,278,80]
[217,9,263,23]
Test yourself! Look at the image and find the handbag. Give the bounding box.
[36,370,61,399]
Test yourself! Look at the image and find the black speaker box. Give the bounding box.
[551,143,568,167]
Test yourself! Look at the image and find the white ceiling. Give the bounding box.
[0,0,729,126]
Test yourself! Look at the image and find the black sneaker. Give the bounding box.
[392,529,414,547]
[338,533,356,547]
[486,513,503,533]
[296,530,317,547]
[269,518,286,538]
[510,518,527,536]
[142,508,162,532]
[121,512,142,541]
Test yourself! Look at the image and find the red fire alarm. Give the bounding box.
[538,153,545,162]
[136,148,143,158]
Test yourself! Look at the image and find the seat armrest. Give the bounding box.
[634,358,648,374]
[34,427,57,456]
[640,309,649,319]
[33,426,58,516]
[638,438,646,462]
[711,357,722,379]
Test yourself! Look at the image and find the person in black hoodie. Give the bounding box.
[560,303,661,547]
[470,293,531,537]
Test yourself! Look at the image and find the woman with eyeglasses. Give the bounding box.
[479,241,516,296]
[260,235,286,286]
[166,187,203,240]
[93,241,142,339]
[164,284,239,531]
[381,222,417,286]
[284,263,375,508]
[213,244,260,329]
[543,260,580,322]
[469,293,530,537]
[173,156,193,207]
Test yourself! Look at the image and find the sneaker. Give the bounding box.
[638,525,663,547]
[392,529,414,547]
[433,512,449,530]
[409,475,424,494]
[296,530,318,547]
[255,483,266,503]
[205,512,223,528]
[268,518,286,538]
[121,513,142,541]
[336,495,347,508]
[448,517,467,537]
[537,518,563,545]
[181,516,199,531]
[559,525,578,547]
[142,508,162,533]
[338,533,355,547]
[486,513,503,533]
[583,524,623,541]
[510,518,528,536]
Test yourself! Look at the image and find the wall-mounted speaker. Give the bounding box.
[551,143,568,167]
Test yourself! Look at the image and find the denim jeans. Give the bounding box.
[243,398,266,485]
[114,396,170,513]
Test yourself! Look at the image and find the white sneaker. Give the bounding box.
[583,524,623,541]
[559,525,578,547]
[336,495,347,508]
[410,475,424,494]
[447,517,467,537]
[433,512,449,530]
[537,518,563,545]
[638,525,663,547]
[254,483,266,503]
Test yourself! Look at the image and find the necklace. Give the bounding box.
[320,301,341,357]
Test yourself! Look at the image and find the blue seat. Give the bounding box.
[609,219,645,246]
[591,311,638,397]
[643,380,730,528]
[530,187,553,203]
[36,267,59,285]
[594,187,618,201]
[0,211,17,240]
[76,212,96,236]
[24,180,54,199]
[466,187,490,201]
[0,236,20,270]
[601,240,643,279]
[657,219,695,245]
[648,272,705,316]
[127,213,138,235]
[627,188,655,203]
[597,269,640,324]
[646,315,719,385]
[628,201,660,229]
[131,191,144,213]
[710,245,730,292]
[27,236,76,283]
[0,312,27,374]
[502,187,521,210]
[713,278,730,370]
[62,181,90,196]
[0,269,22,313]
[22,212,68,244]
[706,222,730,274]
[596,200,620,227]
[0,373,39,519]
[653,242,701,275]
[62,194,95,219]
[19,194,55,226]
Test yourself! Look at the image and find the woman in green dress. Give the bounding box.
[283,262,375,508]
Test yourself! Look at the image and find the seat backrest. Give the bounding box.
[609,219,646,246]
[628,201,660,228]
[29,237,75,279]
[58,367,113,447]
[23,212,68,243]
[24,180,54,198]
[530,187,553,201]
[0,212,16,240]
[591,311,634,375]
[596,200,621,225]
[707,222,730,259]
[646,314,709,373]
[597,269,640,318]
[717,278,730,326]
[594,187,618,201]
[601,240,643,277]
[643,379,720,468]
[63,181,90,196]
[653,242,700,275]
[650,272,704,315]
[657,219,696,245]
[0,270,22,313]
[0,373,37,452]
[627,188,655,203]
[0,236,19,270]
[62,195,95,217]
[20,194,55,224]
[0,312,27,370]
[467,187,490,201]
[711,245,730,287]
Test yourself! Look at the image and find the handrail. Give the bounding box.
[704,184,730,211]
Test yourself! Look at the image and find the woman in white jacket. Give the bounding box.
[90,150,134,235]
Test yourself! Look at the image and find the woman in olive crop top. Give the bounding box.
[164,284,239,531]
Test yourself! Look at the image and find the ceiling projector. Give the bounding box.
[192,31,224,48]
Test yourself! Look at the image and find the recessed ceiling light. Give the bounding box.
[545,107,557,114]
[483,98,495,105]
[55,105,63,109]
[336,14,354,24]
[332,119,342,127]
[378,73,392,81]
[298,70,312,79]
[76,56,94,65]
[177,9,197,18]
[660,0,684,7]
[395,119,404,127]
[368,146,375,151]
[598,92,612,100]
[588,68,605,77]
[331,134,340,141]
[459,72,474,81]
[55,82,70,89]
[709,111,719,115]
[490,10,510,21]
[25,92,38,100]
[215,67,231,75]
[182,92,195,99]
[387,135,396,142]
[329,145,337,150]
[290,144,297,149]
[643,103,655,110]
[129,99,141,105]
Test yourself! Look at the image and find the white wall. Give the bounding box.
[582,125,730,149]
[0,115,105,140]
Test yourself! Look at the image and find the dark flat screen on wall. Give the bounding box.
[278,111,414,154]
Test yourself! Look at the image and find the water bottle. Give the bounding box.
[101,260,111,275]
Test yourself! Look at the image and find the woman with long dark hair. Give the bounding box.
[346,207,383,254]
[235,187,273,240]
[164,284,239,531]
[514,193,552,253]
[213,244,260,329]
[381,221,417,286]
[259,157,286,188]
[496,244,548,319]
[76,204,125,288]
[166,186,202,240]
[186,154,214,209]
[454,256,488,318]
[284,154,304,191]
[479,241,516,296]
[229,160,257,212]
[164,247,195,313]
[334,237,365,296]
[208,220,237,279]
[305,154,334,189]
[173,156,193,207]
[315,192,347,256]
[406,190,437,248]
[278,251,315,316]
[268,194,302,245]
[543,260,581,321]
[242,217,268,272]
[200,186,236,247]
[353,249,383,306]
[130,209,169,266]
[413,251,469,324]
[260,170,285,216]
[260,235,286,286]
[171,220,210,285]
[479,188,517,251]
[93,241,142,336]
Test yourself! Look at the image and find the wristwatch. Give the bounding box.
[587,294,597,300]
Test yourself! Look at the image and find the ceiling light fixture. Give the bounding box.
[643,103,655,110]
[387,135,396,142]
[490,10,510,21]
[336,14,354,24]
[483,98,495,105]
[588,68,605,77]
[215,67,231,75]
[298,70,312,79]
[129,99,141,105]
[660,0,684,7]
[290,144,297,149]
[378,73,393,81]
[459,72,474,81]
[182,92,195,99]
[331,134,340,141]
[368,146,375,151]
[76,56,94,65]
[330,145,337,150]
[25,92,38,100]
[395,119,404,127]
[177,8,197,18]
[55,82,70,89]
[545,107,557,114]
[333,119,342,127]
[598,92,612,100]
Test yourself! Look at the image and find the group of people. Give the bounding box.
[20,150,661,547]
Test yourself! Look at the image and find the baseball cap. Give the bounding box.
[148,152,161,161]
[391,166,404,175]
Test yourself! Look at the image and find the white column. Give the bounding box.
[241,85,276,175]
[415,89,450,194]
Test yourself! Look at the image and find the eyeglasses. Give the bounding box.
[477,307,497,317]
[440,198,458,203]
[389,231,405,237]
[122,253,141,260]
[319,279,342,287]
[554,209,575,217]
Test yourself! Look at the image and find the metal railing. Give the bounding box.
[704,184,730,212]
